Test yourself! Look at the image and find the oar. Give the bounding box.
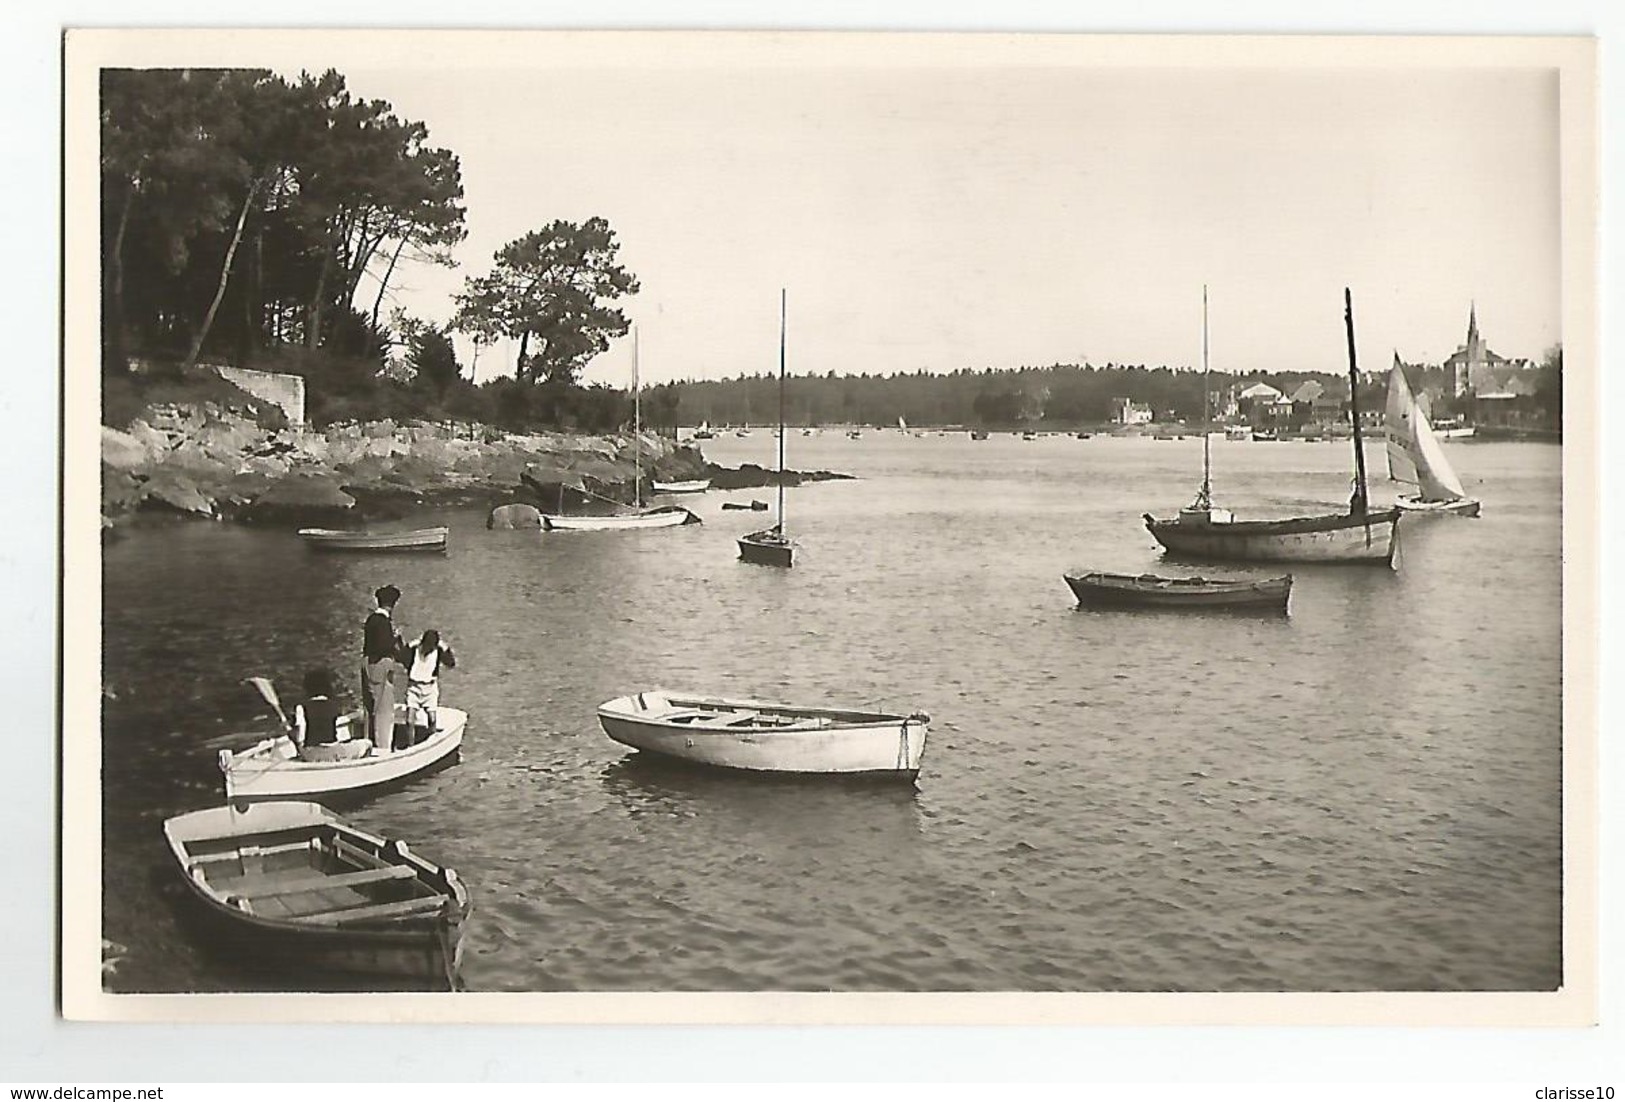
[244,676,291,729]
[202,729,278,752]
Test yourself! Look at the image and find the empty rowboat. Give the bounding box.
[163,801,469,987]
[219,707,466,802]
[597,691,930,779]
[1064,570,1292,613]
[651,478,712,494]
[297,527,449,553]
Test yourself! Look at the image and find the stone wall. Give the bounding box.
[212,365,306,426]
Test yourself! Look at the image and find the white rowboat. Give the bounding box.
[297,527,449,553]
[219,707,466,802]
[541,506,695,531]
[652,478,711,494]
[597,691,929,779]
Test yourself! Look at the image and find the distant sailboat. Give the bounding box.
[738,291,795,568]
[1385,356,1481,517]
[693,420,715,440]
[542,328,698,531]
[1143,288,1400,565]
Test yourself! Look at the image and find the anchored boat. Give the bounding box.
[598,691,930,779]
[297,527,448,553]
[738,290,796,568]
[162,800,469,988]
[1064,570,1292,613]
[1144,288,1399,565]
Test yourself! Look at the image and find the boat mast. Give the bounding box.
[777,288,786,533]
[1197,284,1212,509]
[633,326,642,510]
[1344,287,1370,516]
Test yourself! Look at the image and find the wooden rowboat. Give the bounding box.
[163,801,469,988]
[598,691,930,779]
[219,707,466,802]
[1064,570,1292,613]
[297,527,448,553]
[540,506,697,531]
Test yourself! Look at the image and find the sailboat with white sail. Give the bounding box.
[1385,356,1481,517]
[541,328,698,531]
[1143,288,1400,565]
[738,291,794,568]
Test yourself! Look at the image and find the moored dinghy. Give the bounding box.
[651,478,712,494]
[162,800,470,987]
[1064,570,1292,613]
[298,527,449,553]
[219,705,467,802]
[598,691,930,779]
[738,289,796,568]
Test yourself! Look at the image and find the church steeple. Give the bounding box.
[1467,302,1480,350]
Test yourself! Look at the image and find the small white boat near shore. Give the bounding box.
[651,478,712,494]
[541,506,696,531]
[297,527,449,553]
[219,707,467,802]
[597,691,930,779]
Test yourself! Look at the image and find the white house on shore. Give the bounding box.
[1110,397,1154,425]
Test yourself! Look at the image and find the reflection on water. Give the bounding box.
[99,436,1563,993]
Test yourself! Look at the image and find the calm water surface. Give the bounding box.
[101,433,1563,992]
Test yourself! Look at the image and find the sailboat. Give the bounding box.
[738,291,794,568]
[1143,288,1400,565]
[1385,356,1481,517]
[541,328,698,531]
[692,420,715,440]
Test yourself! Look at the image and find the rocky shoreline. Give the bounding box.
[100,400,853,533]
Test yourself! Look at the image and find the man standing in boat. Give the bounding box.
[361,584,405,752]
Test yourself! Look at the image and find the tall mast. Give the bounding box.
[777,288,787,532]
[1198,284,1212,509]
[1344,287,1370,516]
[633,326,642,510]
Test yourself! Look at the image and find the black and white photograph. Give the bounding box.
[57,27,1598,1028]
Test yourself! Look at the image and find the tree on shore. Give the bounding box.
[99,67,466,373]
[451,218,640,384]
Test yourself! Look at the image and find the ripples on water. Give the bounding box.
[100,434,1562,993]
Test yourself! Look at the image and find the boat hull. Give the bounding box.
[541,507,695,531]
[598,692,927,778]
[1143,509,1399,564]
[1065,571,1291,612]
[1397,494,1481,517]
[163,801,468,987]
[652,479,711,494]
[738,530,793,567]
[221,709,466,801]
[297,527,448,553]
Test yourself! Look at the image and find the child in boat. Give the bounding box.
[401,630,456,747]
[289,668,368,762]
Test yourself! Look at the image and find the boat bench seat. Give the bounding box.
[716,711,762,727]
[229,864,415,901]
[303,893,451,926]
[190,839,317,867]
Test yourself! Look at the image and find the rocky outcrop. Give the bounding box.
[704,463,856,490]
[98,400,720,533]
[487,503,543,529]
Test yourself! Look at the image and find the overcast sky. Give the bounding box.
[125,33,1568,386]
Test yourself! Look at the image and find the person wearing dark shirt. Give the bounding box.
[360,584,404,752]
[290,668,366,762]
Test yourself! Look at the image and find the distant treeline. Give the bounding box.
[645,363,1349,431]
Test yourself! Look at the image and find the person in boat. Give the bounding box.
[361,584,405,753]
[289,668,367,762]
[401,629,456,747]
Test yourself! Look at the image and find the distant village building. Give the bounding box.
[1110,397,1154,425]
[1287,379,1347,429]
[1236,381,1292,427]
[1444,304,1519,396]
